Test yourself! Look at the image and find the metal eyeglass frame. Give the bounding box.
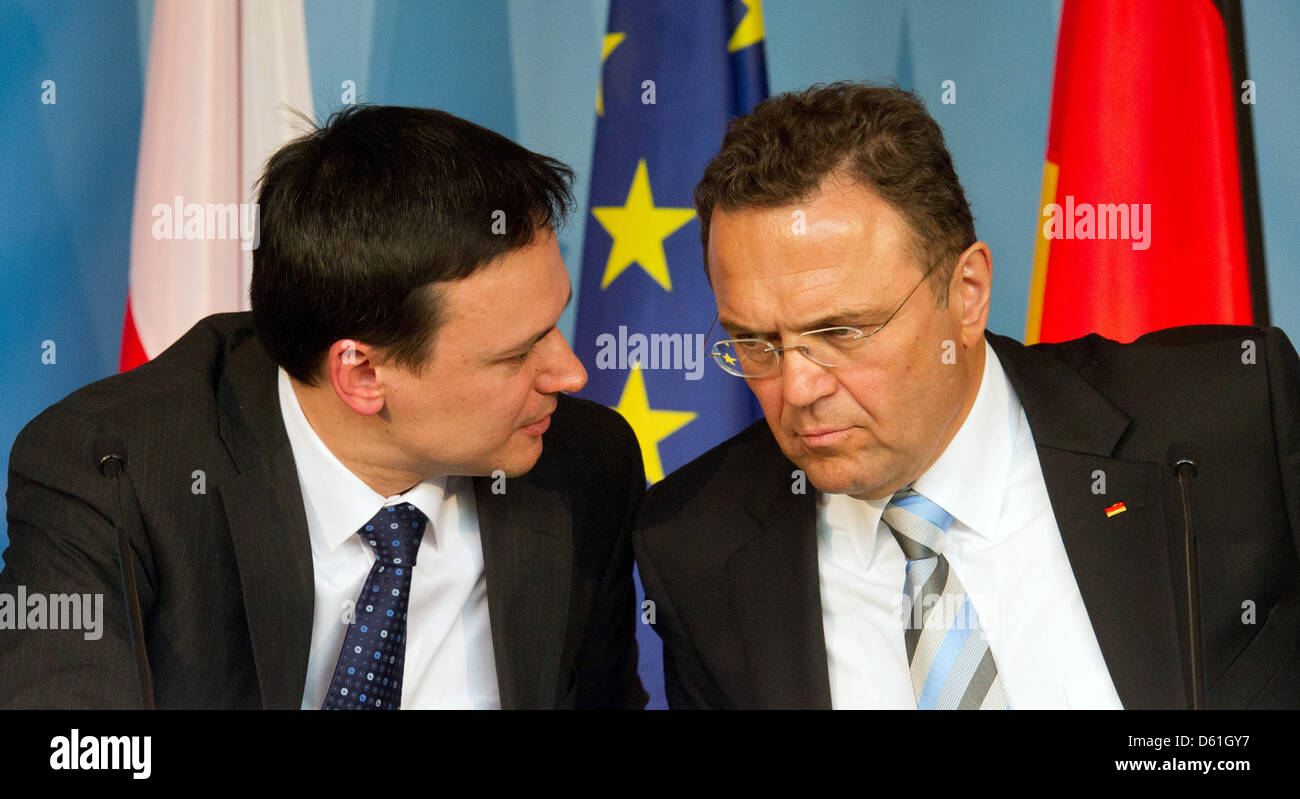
[705,267,934,378]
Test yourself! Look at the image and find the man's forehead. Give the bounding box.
[710,194,912,273]
[440,236,564,309]
[710,251,924,333]
[708,224,913,298]
[716,290,895,334]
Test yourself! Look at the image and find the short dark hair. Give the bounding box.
[694,82,975,304]
[251,104,574,385]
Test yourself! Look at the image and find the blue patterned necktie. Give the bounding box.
[882,488,1008,710]
[321,502,429,710]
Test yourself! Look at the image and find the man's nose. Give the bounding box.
[537,329,588,395]
[779,346,836,408]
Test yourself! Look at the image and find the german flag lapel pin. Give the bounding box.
[1104,501,1127,518]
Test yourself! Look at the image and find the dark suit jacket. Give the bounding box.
[1,312,648,709]
[634,325,1300,709]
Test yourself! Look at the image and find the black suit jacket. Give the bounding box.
[634,325,1300,709]
[1,312,648,709]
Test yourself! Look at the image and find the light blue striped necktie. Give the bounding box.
[882,488,1008,710]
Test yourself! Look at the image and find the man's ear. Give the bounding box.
[953,241,992,349]
[327,339,386,416]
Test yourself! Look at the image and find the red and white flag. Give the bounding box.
[121,0,314,370]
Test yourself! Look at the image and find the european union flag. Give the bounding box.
[573,0,769,708]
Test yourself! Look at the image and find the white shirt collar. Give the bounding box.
[277,366,447,556]
[820,338,1018,566]
[911,337,1016,542]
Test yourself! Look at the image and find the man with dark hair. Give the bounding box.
[1,105,648,709]
[634,82,1300,709]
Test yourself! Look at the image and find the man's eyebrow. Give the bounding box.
[500,285,573,354]
[719,304,886,337]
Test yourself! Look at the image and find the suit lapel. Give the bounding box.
[215,328,315,709]
[988,332,1186,708]
[473,473,573,709]
[725,437,832,709]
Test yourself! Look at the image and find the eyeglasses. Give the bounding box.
[707,269,933,379]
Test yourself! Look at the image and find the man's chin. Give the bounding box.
[790,455,899,500]
[494,435,545,478]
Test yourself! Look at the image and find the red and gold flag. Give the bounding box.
[1027,0,1262,344]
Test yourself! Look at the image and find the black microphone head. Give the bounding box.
[1167,442,1199,477]
[98,453,126,478]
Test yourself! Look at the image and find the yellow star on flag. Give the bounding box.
[613,364,697,483]
[596,32,626,117]
[591,159,696,292]
[728,0,765,52]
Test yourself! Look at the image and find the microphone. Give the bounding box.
[98,452,156,710]
[1167,443,1203,710]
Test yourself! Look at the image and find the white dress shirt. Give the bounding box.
[277,367,501,709]
[817,340,1124,709]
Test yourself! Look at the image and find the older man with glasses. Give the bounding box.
[632,82,1300,710]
